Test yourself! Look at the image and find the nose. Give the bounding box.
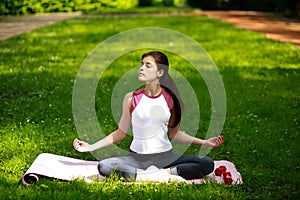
[140,64,145,70]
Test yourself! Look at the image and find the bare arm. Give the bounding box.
[73,92,132,152]
[73,129,126,152]
[168,125,224,148]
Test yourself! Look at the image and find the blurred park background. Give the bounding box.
[1,0,300,18]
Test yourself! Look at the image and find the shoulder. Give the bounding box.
[124,88,144,101]
[124,92,133,105]
[130,88,144,113]
[131,88,144,101]
[124,91,133,99]
[133,88,144,96]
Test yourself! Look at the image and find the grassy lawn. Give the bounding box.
[0,14,299,199]
[81,6,198,14]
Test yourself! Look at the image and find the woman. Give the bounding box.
[73,51,224,182]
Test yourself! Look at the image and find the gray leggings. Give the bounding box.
[98,150,214,180]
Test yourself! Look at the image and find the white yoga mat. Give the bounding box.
[22,153,242,185]
[22,153,99,185]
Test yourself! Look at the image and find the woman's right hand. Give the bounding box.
[73,138,92,152]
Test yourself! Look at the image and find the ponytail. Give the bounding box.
[142,51,184,128]
[159,66,184,128]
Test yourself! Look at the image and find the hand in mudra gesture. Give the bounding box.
[73,138,91,152]
[203,135,224,148]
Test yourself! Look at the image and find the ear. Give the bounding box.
[157,69,164,78]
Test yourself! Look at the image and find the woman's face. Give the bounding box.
[138,56,163,83]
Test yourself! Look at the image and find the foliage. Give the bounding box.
[185,0,300,16]
[0,0,139,15]
[138,0,174,7]
[186,0,220,9]
[224,0,296,12]
[0,14,299,199]
[138,0,153,6]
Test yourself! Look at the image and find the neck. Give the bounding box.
[144,83,162,96]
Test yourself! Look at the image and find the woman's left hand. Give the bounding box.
[203,135,224,148]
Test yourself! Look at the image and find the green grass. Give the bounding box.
[81,6,198,15]
[0,14,299,199]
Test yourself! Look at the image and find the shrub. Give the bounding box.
[186,0,220,10]
[0,0,138,15]
[137,0,174,7]
[138,0,153,6]
[185,0,300,16]
[224,0,300,14]
[162,0,174,6]
[0,0,23,15]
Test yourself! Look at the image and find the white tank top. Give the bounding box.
[130,88,173,154]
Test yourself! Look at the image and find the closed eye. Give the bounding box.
[147,62,153,68]
[141,61,153,68]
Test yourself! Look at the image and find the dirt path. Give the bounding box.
[0,12,81,40]
[202,11,300,47]
[1,11,300,47]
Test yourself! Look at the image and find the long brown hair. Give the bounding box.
[141,51,184,128]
